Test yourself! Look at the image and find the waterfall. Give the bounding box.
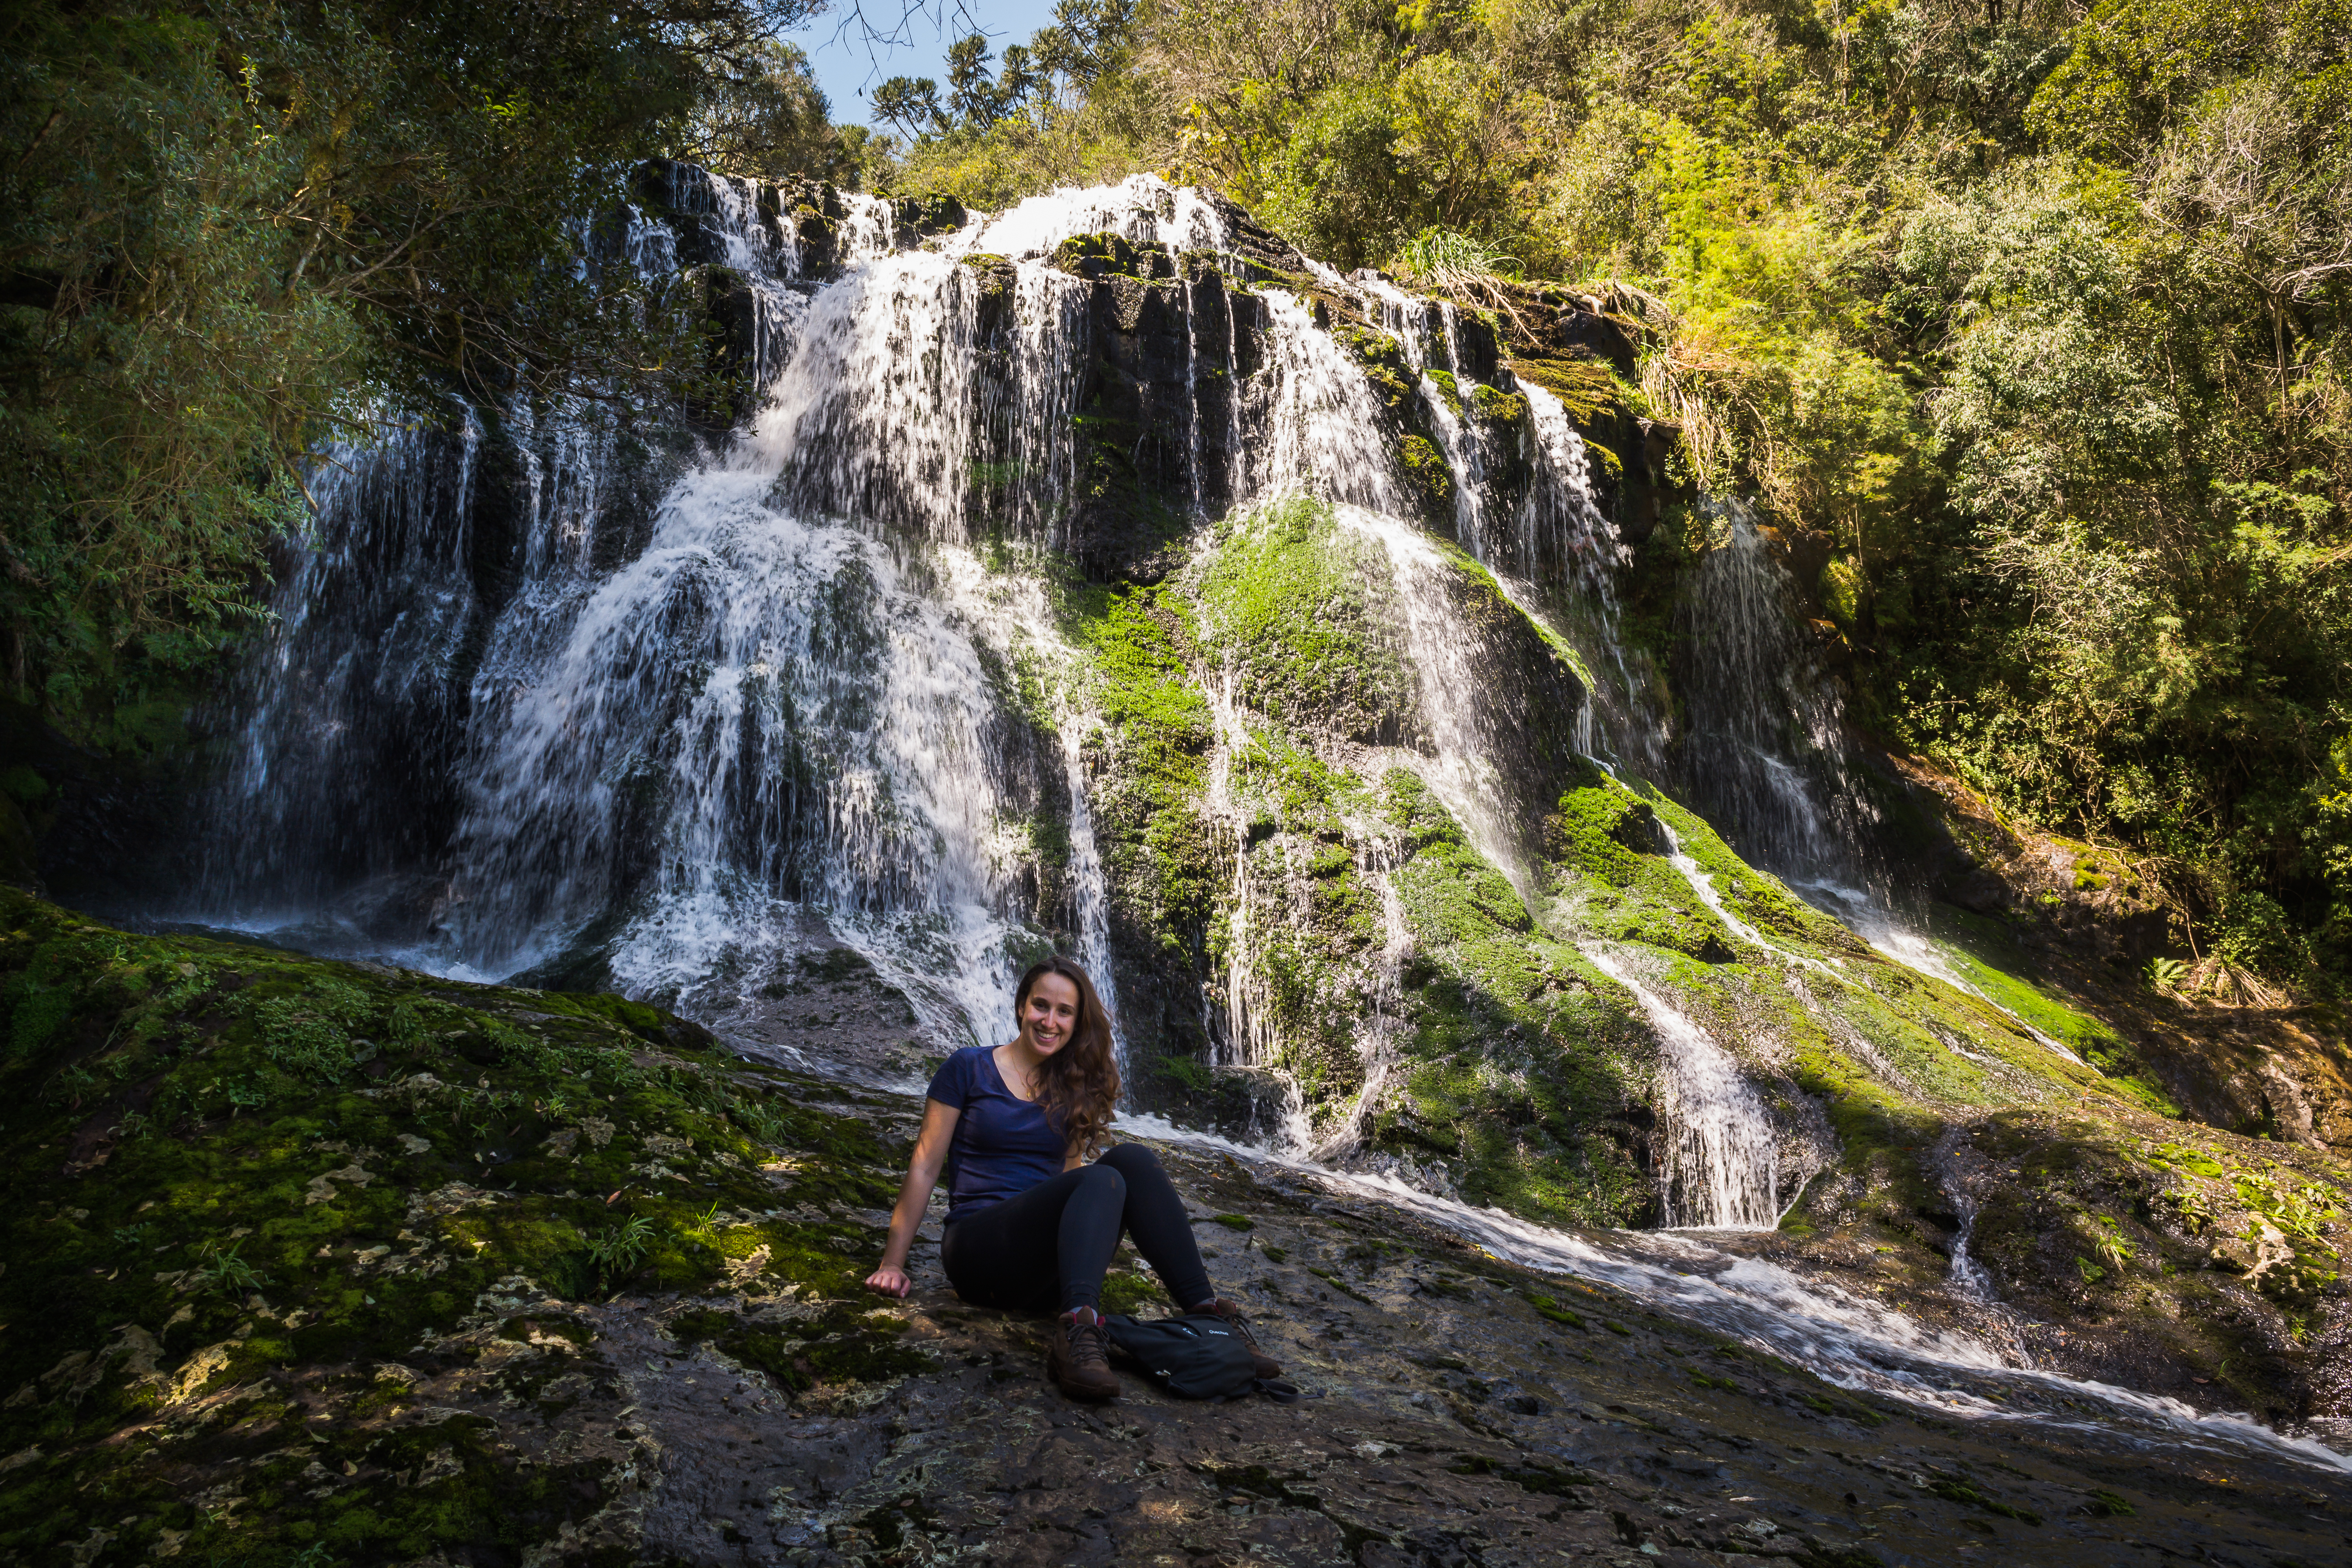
[1257,294,1406,515]
[195,172,1180,1051]
[202,417,487,930]
[194,169,1597,1061]
[1339,507,1533,894]
[1058,724,1125,1069]
[442,479,1031,1045]
[1675,501,1881,898]
[170,162,2352,1473]
[190,165,1890,1185]
[1517,381,1625,602]
[1583,946,1786,1230]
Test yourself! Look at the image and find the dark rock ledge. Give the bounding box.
[0,889,2343,1566]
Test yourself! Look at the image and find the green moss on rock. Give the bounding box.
[891,190,966,236]
[1470,383,1528,428]
[0,889,912,1566]
[1196,496,1415,744]
[1333,325,1417,416]
[1401,434,1455,516]
[1374,772,1656,1227]
[1066,580,1220,958]
[1541,766,1739,963]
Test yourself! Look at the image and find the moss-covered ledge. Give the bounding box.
[0,890,918,1566]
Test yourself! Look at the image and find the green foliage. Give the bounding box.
[1876,15,2352,987]
[882,1,1155,206]
[898,0,2352,989]
[585,1215,658,1277]
[675,37,866,182]
[249,980,376,1083]
[1,0,819,731]
[1392,228,1520,291]
[191,1237,269,1296]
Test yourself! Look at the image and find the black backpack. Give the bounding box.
[1101,1313,1301,1403]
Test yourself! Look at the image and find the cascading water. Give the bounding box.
[180,163,2347,1474]
[1352,275,1662,783]
[1341,507,1535,894]
[1056,719,1125,1067]
[1674,499,1882,900]
[1663,501,2098,1078]
[443,475,1029,1042]
[1656,819,1837,977]
[199,176,1171,1052]
[1312,833,1412,1163]
[1583,946,1786,1230]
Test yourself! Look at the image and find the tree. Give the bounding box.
[679,36,862,181]
[0,0,824,722]
[874,74,946,138]
[947,33,1002,127]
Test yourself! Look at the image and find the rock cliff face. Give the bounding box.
[3,892,2346,1568]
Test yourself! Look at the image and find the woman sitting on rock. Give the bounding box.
[865,955,1279,1400]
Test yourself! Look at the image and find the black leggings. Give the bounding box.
[940,1144,1213,1315]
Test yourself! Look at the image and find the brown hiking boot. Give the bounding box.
[1193,1298,1282,1379]
[1049,1307,1120,1401]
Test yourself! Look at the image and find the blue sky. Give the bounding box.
[798,2,1061,129]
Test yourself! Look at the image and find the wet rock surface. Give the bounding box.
[512,1133,2352,1568]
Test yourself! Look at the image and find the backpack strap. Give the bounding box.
[1252,1378,1304,1405]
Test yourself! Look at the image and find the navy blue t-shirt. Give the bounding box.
[927,1046,1067,1221]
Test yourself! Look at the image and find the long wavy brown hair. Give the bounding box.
[1016,956,1120,1160]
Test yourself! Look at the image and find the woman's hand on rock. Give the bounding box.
[865,1265,912,1298]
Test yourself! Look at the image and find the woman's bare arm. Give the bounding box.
[865,1098,960,1298]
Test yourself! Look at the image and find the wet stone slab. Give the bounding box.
[597,1141,2350,1568]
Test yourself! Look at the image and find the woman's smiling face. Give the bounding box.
[1020,973,1082,1055]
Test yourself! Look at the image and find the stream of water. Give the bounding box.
[1581,947,1788,1231]
[1107,1109,2352,1476]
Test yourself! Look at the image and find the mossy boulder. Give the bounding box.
[891,190,966,237]
[1196,497,1416,744]
[1399,432,1455,518]
[1962,1110,2349,1421]
[1050,230,1172,282]
[1368,772,1660,1225]
[1543,770,1738,964]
